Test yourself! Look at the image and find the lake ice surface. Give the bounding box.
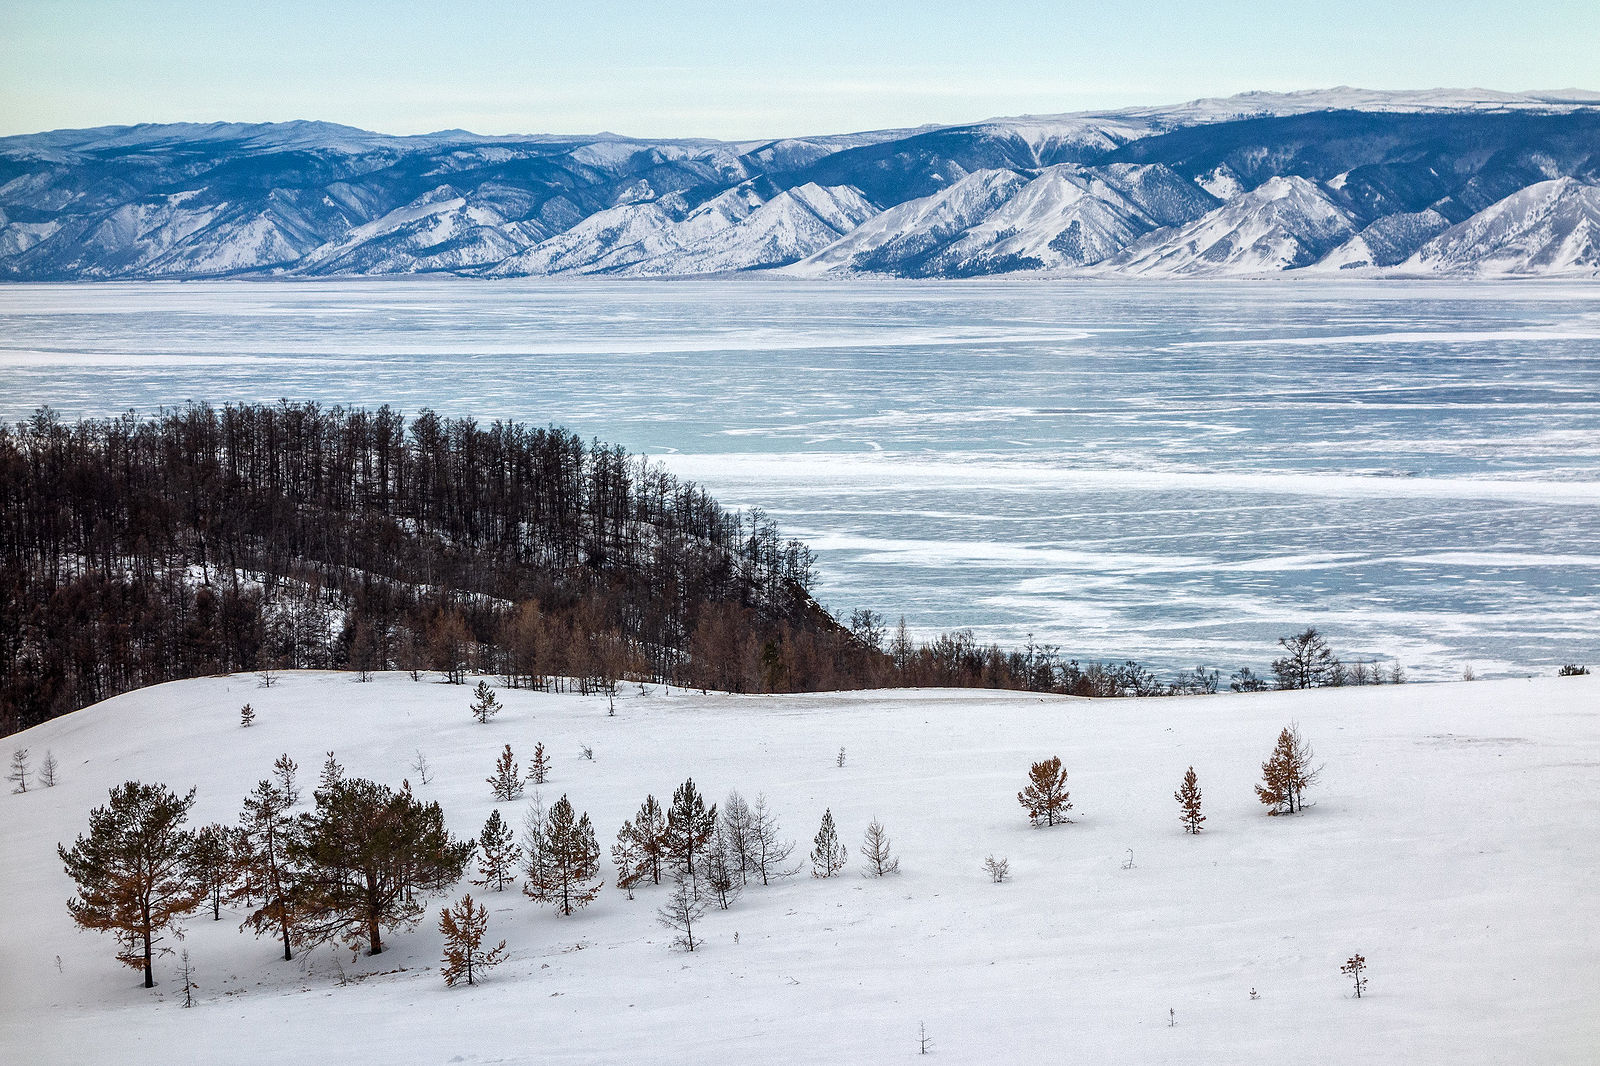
[2,277,1598,680]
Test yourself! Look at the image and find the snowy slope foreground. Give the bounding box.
[4,89,1600,280]
[2,672,1597,1064]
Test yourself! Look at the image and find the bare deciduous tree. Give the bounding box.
[859,818,900,876]
[656,877,705,952]
[410,748,432,785]
[748,793,798,885]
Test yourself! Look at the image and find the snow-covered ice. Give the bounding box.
[1,278,1597,678]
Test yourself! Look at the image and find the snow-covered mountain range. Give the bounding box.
[4,88,1599,280]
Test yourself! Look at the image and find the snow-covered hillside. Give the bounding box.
[4,89,1600,280]
[1110,176,1359,276]
[2,672,1597,1064]
[1401,178,1600,276]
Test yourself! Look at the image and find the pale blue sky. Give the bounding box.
[3,0,1596,139]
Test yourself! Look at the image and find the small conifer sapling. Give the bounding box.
[1341,954,1368,998]
[473,810,522,892]
[179,950,196,1008]
[704,823,742,910]
[625,794,668,884]
[191,823,240,921]
[39,750,59,788]
[439,893,507,987]
[239,703,255,728]
[238,780,299,960]
[1256,723,1322,815]
[1018,755,1072,827]
[272,753,299,806]
[611,821,646,899]
[318,752,344,793]
[1175,766,1205,834]
[810,809,847,878]
[526,741,551,785]
[487,744,524,801]
[9,747,29,793]
[665,779,717,886]
[470,681,501,724]
[522,794,602,916]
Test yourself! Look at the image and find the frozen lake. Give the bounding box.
[2,277,1598,680]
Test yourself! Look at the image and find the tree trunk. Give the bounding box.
[143,923,154,988]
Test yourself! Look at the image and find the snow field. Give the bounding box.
[1,671,1597,1064]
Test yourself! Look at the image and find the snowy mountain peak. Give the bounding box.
[3,92,1599,280]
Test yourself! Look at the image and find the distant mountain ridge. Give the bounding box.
[3,88,1599,280]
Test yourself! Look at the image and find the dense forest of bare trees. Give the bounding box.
[0,403,1257,735]
[0,403,878,731]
